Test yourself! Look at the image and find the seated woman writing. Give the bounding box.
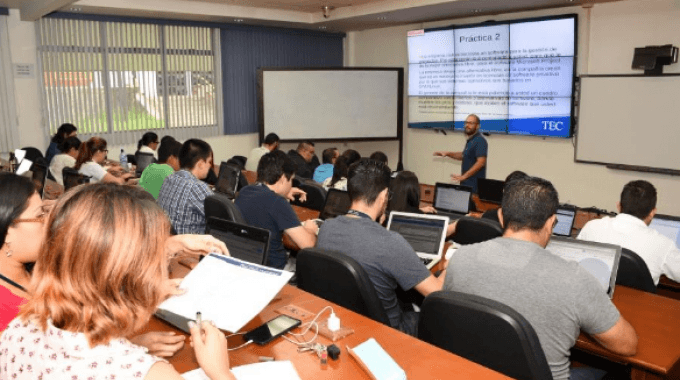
[75,137,134,184]
[0,183,235,380]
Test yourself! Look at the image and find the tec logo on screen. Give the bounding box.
[541,120,564,131]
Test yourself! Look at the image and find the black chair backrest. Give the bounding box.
[62,167,91,191]
[453,215,503,245]
[296,248,390,325]
[127,154,137,166]
[21,147,44,163]
[31,161,48,198]
[226,157,249,190]
[135,152,156,176]
[418,291,552,380]
[204,193,247,225]
[617,248,656,293]
[291,182,327,211]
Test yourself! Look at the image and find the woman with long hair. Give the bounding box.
[44,123,77,164]
[75,137,133,184]
[137,131,160,158]
[0,184,235,379]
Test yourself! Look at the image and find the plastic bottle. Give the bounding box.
[119,149,128,171]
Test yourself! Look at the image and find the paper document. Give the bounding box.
[182,361,301,380]
[159,254,293,332]
[15,159,32,176]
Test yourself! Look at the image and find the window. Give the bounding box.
[37,17,221,145]
[0,12,19,153]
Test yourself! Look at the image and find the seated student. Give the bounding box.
[322,150,361,191]
[157,139,214,234]
[75,137,133,184]
[444,176,637,380]
[369,151,388,165]
[0,183,236,379]
[48,136,81,186]
[313,147,339,184]
[317,159,445,337]
[388,171,456,236]
[140,139,182,199]
[44,123,77,165]
[136,131,160,160]
[235,150,318,269]
[481,170,528,225]
[578,180,680,285]
[287,141,318,179]
[246,133,280,172]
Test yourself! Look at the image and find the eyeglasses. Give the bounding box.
[102,149,109,154]
[12,210,48,225]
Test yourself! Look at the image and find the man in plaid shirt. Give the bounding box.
[158,139,214,234]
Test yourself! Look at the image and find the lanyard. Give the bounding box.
[347,209,373,221]
[0,272,26,292]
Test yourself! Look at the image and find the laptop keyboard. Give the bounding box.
[421,257,433,266]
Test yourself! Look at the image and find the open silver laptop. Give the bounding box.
[545,236,622,298]
[432,183,472,220]
[386,211,450,269]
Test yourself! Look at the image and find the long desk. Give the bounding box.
[154,260,511,379]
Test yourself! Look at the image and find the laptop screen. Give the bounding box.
[215,162,240,197]
[386,212,448,256]
[319,189,351,220]
[545,237,621,298]
[434,183,471,214]
[553,207,576,237]
[477,178,504,204]
[649,214,680,248]
[135,153,155,176]
[206,218,270,265]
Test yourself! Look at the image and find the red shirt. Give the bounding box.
[0,285,26,331]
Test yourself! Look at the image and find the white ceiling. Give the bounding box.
[1,0,623,31]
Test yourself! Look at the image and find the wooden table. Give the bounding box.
[574,285,680,380]
[154,260,511,379]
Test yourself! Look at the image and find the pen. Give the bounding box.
[196,311,203,333]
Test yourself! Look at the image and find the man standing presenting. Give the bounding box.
[434,114,488,193]
[444,177,637,380]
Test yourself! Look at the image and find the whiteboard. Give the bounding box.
[260,69,402,141]
[576,75,680,171]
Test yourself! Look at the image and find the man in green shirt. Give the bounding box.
[140,139,182,199]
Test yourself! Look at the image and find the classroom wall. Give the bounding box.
[347,0,680,215]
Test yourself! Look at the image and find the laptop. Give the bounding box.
[318,189,352,221]
[386,211,450,269]
[553,206,577,237]
[205,217,270,266]
[545,236,622,298]
[650,214,680,248]
[477,178,504,204]
[432,183,472,220]
[135,152,156,177]
[214,162,241,198]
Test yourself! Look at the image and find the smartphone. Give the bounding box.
[244,315,301,345]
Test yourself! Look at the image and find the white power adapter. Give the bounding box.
[328,312,340,331]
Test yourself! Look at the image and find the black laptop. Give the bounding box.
[318,189,352,221]
[205,217,270,266]
[432,183,473,220]
[214,162,241,198]
[135,152,156,177]
[477,178,504,204]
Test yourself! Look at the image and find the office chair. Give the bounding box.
[62,167,91,191]
[291,182,327,211]
[127,154,137,166]
[452,216,503,245]
[225,157,249,191]
[617,248,656,293]
[418,291,552,380]
[21,147,44,163]
[204,193,247,225]
[297,248,390,325]
[31,160,48,198]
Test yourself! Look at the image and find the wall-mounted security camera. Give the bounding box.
[322,6,334,19]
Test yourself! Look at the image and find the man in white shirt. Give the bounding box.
[245,133,280,172]
[578,180,680,285]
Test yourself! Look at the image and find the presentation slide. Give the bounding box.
[407,15,575,137]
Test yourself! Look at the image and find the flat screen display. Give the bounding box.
[407,15,576,137]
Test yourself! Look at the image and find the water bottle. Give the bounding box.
[119,149,128,171]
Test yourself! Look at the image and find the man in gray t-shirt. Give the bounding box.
[317,159,444,336]
[445,177,637,380]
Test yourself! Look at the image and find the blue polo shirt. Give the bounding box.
[235,184,301,269]
[461,132,488,193]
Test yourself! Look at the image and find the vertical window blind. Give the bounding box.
[0,14,19,154]
[37,17,221,146]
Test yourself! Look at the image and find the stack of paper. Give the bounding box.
[158,254,293,333]
[182,361,301,380]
